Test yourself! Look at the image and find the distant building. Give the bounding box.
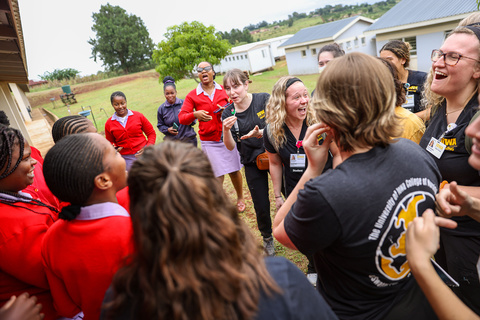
[365,0,477,72]
[279,16,375,75]
[215,35,293,74]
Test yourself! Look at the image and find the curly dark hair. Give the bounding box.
[105,141,280,320]
[377,57,407,107]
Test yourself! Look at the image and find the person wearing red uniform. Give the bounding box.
[105,91,156,171]
[0,125,59,320]
[42,133,132,320]
[179,61,245,212]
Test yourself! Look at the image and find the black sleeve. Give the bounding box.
[284,179,342,256]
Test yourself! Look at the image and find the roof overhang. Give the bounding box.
[0,0,28,83]
[364,12,472,36]
[279,16,374,50]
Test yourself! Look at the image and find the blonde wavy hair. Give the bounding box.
[422,25,480,116]
[265,76,317,151]
[313,52,401,152]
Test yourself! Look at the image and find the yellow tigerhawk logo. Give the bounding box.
[407,85,418,93]
[441,138,457,151]
[376,193,432,281]
[257,110,265,119]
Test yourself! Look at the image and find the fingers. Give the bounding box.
[434,216,458,229]
[435,189,453,215]
[449,181,468,201]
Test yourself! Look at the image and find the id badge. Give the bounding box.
[426,137,446,159]
[290,154,306,173]
[402,94,415,112]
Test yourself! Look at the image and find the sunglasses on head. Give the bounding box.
[197,66,212,73]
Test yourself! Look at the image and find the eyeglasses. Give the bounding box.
[431,49,480,66]
[196,66,212,73]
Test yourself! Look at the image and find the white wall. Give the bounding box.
[215,53,251,73]
[417,32,446,73]
[248,47,275,73]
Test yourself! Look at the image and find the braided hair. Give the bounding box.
[43,133,105,220]
[0,111,10,126]
[52,115,94,143]
[0,125,59,213]
[0,124,24,180]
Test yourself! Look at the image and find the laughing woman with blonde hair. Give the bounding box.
[419,22,480,314]
[274,53,440,319]
[264,76,332,285]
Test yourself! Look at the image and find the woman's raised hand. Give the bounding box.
[303,123,333,176]
[222,116,237,130]
[241,125,263,139]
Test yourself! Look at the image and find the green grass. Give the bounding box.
[28,61,318,273]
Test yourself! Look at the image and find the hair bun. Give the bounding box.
[163,76,175,84]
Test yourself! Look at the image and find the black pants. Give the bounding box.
[244,164,272,238]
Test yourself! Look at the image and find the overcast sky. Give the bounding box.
[19,0,383,80]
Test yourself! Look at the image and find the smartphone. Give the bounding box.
[214,102,233,113]
[431,258,459,287]
[173,122,179,130]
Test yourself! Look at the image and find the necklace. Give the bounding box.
[445,107,464,116]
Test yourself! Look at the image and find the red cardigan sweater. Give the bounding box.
[24,147,61,211]
[178,85,229,141]
[0,198,58,320]
[104,111,156,155]
[42,209,132,320]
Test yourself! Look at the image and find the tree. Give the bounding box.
[39,68,80,81]
[88,4,154,73]
[152,21,231,82]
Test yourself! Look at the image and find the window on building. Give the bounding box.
[361,37,366,45]
[262,50,266,58]
[240,55,243,60]
[346,41,352,50]
[311,48,317,56]
[245,54,248,59]
[301,50,306,57]
[354,39,359,47]
[393,37,417,56]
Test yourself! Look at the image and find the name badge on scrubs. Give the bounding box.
[426,137,446,159]
[290,154,306,173]
[402,94,415,112]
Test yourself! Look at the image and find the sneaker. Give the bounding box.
[307,273,317,287]
[263,236,275,256]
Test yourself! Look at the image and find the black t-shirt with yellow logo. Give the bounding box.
[403,70,427,113]
[222,93,270,164]
[285,139,440,319]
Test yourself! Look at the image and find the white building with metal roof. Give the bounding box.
[215,34,294,74]
[365,0,478,72]
[278,16,376,75]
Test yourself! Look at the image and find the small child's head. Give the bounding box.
[44,133,126,220]
[0,125,37,193]
[52,115,97,143]
[110,91,128,117]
